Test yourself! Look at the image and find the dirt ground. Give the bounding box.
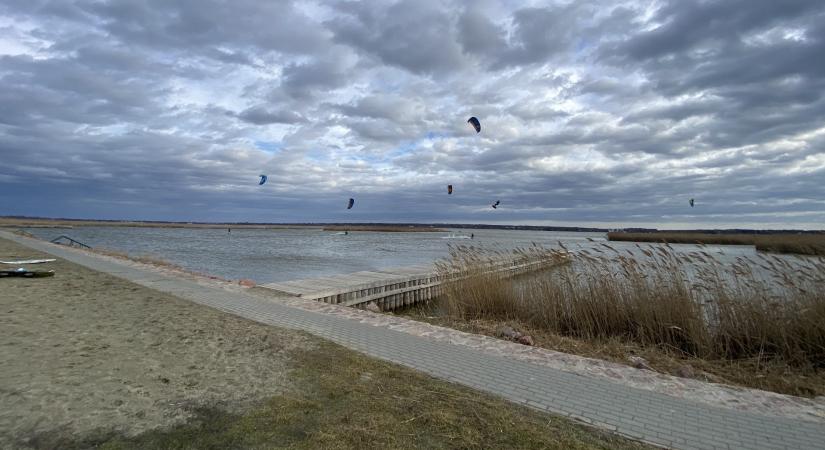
[0,237,313,447]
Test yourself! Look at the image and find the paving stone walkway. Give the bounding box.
[4,231,824,450]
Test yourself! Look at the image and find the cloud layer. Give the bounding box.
[2,0,824,228]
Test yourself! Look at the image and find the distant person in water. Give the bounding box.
[228,228,231,233]
[345,231,348,235]
[471,233,474,239]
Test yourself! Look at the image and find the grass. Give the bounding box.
[608,232,825,256]
[419,243,825,397]
[26,339,647,450]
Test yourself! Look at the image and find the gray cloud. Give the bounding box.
[236,106,306,125]
[328,0,467,74]
[615,0,820,61]
[1,0,824,228]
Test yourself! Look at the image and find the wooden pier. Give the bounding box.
[258,254,570,311]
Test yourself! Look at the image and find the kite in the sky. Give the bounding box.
[689,198,695,207]
[491,200,500,209]
[258,175,267,185]
[347,198,355,209]
[447,184,453,195]
[467,117,481,133]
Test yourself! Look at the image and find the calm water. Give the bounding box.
[23,226,764,283]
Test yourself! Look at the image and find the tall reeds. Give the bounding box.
[437,243,825,367]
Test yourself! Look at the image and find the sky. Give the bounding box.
[1,0,824,229]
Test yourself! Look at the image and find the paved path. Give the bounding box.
[4,231,824,450]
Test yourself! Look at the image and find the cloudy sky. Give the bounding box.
[1,0,824,229]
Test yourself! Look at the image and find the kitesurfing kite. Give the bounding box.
[467,117,481,133]
[689,198,695,207]
[258,175,267,185]
[347,198,355,209]
[447,184,453,195]
[491,200,500,209]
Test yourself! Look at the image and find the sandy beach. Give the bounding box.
[0,237,314,447]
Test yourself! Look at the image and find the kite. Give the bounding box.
[467,116,481,133]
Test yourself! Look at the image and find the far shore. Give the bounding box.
[1,217,444,232]
[607,231,825,256]
[0,217,319,230]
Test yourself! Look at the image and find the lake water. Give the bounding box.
[23,226,765,283]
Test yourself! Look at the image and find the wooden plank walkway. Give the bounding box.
[258,257,568,310]
[259,264,441,310]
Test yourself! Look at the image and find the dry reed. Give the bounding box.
[437,244,825,368]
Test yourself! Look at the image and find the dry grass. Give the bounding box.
[52,339,649,450]
[608,232,825,256]
[428,244,825,396]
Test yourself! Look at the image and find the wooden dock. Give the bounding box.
[258,254,570,311]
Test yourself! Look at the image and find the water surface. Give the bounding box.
[23,226,770,283]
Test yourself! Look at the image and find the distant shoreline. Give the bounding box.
[0,217,318,230]
[1,216,603,232]
[2,216,823,234]
[608,231,825,256]
[322,225,446,232]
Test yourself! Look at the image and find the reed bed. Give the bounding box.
[437,243,825,368]
[608,232,825,256]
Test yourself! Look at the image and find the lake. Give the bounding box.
[23,226,765,283]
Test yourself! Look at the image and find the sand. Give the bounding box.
[0,237,314,448]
